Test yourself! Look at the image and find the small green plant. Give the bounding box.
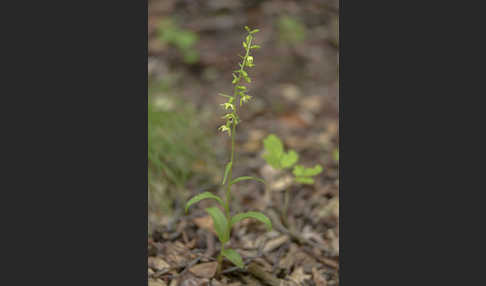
[262,134,323,226]
[157,19,199,64]
[333,148,339,163]
[277,15,306,44]
[185,27,271,274]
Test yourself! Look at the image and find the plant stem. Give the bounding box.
[223,35,252,221]
[281,189,290,228]
[220,33,253,274]
[216,245,224,276]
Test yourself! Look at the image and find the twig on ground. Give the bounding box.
[301,246,339,269]
[267,209,330,253]
[272,241,287,274]
[176,256,203,277]
[246,262,283,286]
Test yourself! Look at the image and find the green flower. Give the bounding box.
[246,56,254,67]
[221,102,235,110]
[218,125,231,135]
[240,94,252,105]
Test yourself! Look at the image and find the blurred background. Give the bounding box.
[148,0,339,284]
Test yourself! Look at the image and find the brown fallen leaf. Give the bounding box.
[289,267,311,284]
[163,241,197,266]
[318,197,339,220]
[209,280,224,286]
[193,216,217,236]
[263,235,289,253]
[148,257,170,271]
[189,262,218,279]
[281,84,301,102]
[299,95,324,114]
[242,129,265,152]
[279,112,309,129]
[179,272,209,286]
[148,278,168,286]
[312,267,328,286]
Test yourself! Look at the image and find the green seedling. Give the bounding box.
[262,134,323,226]
[333,148,339,163]
[277,15,306,45]
[157,19,199,64]
[185,27,271,274]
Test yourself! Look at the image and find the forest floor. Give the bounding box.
[148,1,339,285]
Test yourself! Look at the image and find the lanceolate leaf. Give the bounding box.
[230,211,272,231]
[222,162,233,185]
[222,248,244,269]
[205,207,229,244]
[230,176,265,186]
[185,192,223,213]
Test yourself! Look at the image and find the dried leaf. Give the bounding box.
[312,267,328,286]
[289,267,311,284]
[193,215,217,236]
[148,257,170,271]
[189,262,218,278]
[263,235,289,252]
[148,278,168,286]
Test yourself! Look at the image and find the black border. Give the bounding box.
[2,0,148,284]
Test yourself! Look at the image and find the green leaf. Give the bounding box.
[244,26,250,32]
[333,149,339,162]
[222,162,232,185]
[293,165,323,177]
[205,207,229,244]
[250,29,260,34]
[222,248,244,269]
[219,93,232,99]
[262,134,284,169]
[230,211,272,231]
[295,176,314,184]
[243,41,247,48]
[230,176,265,186]
[185,192,223,213]
[292,164,323,185]
[250,45,261,49]
[280,150,299,169]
